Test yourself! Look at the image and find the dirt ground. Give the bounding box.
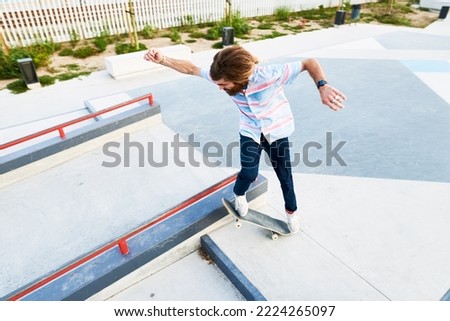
[0,7,439,90]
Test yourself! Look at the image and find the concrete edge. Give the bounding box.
[0,102,160,174]
[0,107,161,189]
[87,214,235,300]
[200,234,267,301]
[3,174,267,301]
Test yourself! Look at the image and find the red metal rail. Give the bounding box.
[6,173,237,301]
[0,93,154,151]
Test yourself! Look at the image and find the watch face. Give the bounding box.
[317,80,327,87]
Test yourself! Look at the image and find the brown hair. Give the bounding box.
[210,46,259,84]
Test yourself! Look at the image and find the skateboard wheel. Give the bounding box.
[271,232,279,241]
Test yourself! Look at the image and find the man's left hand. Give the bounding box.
[319,85,347,111]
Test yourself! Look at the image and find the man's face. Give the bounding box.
[213,78,245,96]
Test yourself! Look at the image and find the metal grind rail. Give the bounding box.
[0,93,154,151]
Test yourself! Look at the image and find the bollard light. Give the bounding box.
[334,10,346,26]
[17,58,40,88]
[439,6,449,19]
[222,27,234,46]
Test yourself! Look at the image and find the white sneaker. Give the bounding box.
[234,194,248,217]
[286,210,300,233]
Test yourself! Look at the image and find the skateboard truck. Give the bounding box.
[234,217,279,240]
[223,198,291,240]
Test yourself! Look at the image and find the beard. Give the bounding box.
[224,82,247,96]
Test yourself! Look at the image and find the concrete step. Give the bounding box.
[0,119,247,299]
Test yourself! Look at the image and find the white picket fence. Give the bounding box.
[0,0,369,47]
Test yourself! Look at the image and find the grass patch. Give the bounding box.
[72,46,97,58]
[115,42,147,55]
[189,31,207,39]
[39,75,56,87]
[258,31,287,40]
[212,41,224,49]
[66,64,81,71]
[257,22,274,30]
[6,79,28,94]
[56,71,91,81]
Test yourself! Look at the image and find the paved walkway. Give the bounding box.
[1,16,450,301]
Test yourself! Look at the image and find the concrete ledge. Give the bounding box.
[2,174,268,301]
[0,94,160,188]
[105,44,192,79]
[201,235,267,301]
[420,0,450,10]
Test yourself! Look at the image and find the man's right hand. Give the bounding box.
[144,48,163,63]
[143,47,201,76]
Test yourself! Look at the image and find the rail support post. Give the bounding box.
[118,239,129,255]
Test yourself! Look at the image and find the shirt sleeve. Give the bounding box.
[276,61,303,85]
[200,68,213,82]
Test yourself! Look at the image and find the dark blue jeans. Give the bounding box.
[233,134,297,212]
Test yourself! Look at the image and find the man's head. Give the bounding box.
[210,46,259,96]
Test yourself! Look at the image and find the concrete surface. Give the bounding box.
[1,14,450,301]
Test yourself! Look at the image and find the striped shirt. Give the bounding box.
[200,62,303,144]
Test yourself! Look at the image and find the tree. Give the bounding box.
[127,0,139,50]
[0,29,9,55]
[387,0,396,14]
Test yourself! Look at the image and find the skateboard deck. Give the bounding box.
[222,198,291,240]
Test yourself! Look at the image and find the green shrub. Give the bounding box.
[33,52,51,67]
[257,22,274,30]
[275,7,291,21]
[39,75,56,86]
[168,28,182,43]
[375,13,412,26]
[72,46,97,58]
[58,47,74,56]
[212,41,223,49]
[299,7,336,20]
[92,36,108,52]
[189,31,207,39]
[6,79,28,94]
[66,64,81,71]
[0,48,30,79]
[205,27,221,40]
[70,29,80,48]
[56,71,90,81]
[141,25,157,39]
[179,15,197,33]
[227,11,251,37]
[29,40,58,56]
[114,43,147,55]
[92,30,112,52]
[259,31,287,40]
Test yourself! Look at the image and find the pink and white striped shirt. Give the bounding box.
[201,62,303,144]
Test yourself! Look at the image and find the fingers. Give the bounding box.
[143,48,160,62]
[323,87,347,111]
[328,92,346,111]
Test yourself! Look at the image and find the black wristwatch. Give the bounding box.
[317,80,327,89]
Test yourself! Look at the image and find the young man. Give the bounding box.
[144,46,346,233]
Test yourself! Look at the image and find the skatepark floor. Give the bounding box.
[1,14,450,307]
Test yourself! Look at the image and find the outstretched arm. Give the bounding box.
[301,58,347,111]
[144,48,201,76]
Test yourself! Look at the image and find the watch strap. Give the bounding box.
[317,80,327,89]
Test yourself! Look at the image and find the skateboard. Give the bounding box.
[222,198,291,240]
